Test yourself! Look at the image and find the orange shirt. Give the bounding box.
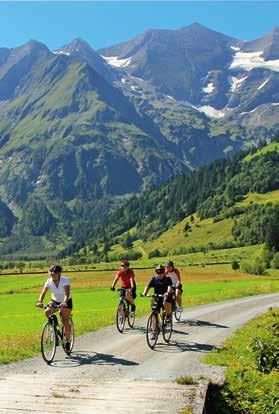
[116,269,135,288]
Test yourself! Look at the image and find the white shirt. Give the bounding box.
[44,275,70,302]
[166,270,179,285]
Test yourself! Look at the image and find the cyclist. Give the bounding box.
[111,259,136,316]
[142,264,173,319]
[36,264,72,352]
[165,260,183,312]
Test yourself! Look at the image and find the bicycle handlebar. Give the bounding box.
[141,293,165,298]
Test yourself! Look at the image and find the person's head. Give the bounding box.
[120,259,129,270]
[155,264,165,278]
[165,260,174,271]
[48,264,62,281]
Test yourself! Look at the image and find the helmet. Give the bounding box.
[121,259,129,267]
[155,264,165,274]
[165,260,174,267]
[49,264,62,274]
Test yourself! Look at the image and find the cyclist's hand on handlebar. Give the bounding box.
[110,287,115,291]
[36,301,43,308]
[60,302,67,308]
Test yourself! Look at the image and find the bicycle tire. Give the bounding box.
[116,302,126,333]
[162,313,173,343]
[41,321,56,364]
[146,313,159,349]
[127,303,135,328]
[62,318,75,355]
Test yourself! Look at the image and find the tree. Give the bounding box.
[232,261,240,271]
[265,207,279,252]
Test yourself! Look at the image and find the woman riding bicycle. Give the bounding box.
[36,264,72,352]
[142,264,173,318]
[111,259,136,316]
[165,260,183,312]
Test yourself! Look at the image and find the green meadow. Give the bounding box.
[0,263,278,364]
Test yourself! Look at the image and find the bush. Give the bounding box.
[232,261,240,271]
[148,249,161,259]
[270,252,279,269]
[241,260,267,275]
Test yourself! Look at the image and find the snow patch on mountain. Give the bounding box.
[199,106,226,118]
[101,55,131,68]
[203,82,215,94]
[229,76,247,92]
[258,78,270,90]
[53,50,70,56]
[231,46,241,51]
[230,50,279,72]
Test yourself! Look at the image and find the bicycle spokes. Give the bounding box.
[116,303,126,333]
[41,322,56,364]
[146,313,159,349]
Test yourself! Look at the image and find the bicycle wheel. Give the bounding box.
[116,302,126,333]
[41,321,56,364]
[127,303,135,328]
[162,313,173,343]
[146,313,159,349]
[62,318,75,355]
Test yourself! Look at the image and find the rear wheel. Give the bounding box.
[146,313,159,349]
[116,303,126,333]
[62,318,75,355]
[41,322,56,364]
[162,313,173,343]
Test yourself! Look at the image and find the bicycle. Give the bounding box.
[172,289,183,322]
[39,304,74,364]
[112,288,135,333]
[142,294,173,349]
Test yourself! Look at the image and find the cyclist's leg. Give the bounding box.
[60,308,72,340]
[176,288,182,308]
[44,300,58,317]
[163,295,172,316]
[60,299,73,341]
[125,288,136,312]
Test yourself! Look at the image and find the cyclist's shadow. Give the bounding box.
[52,351,139,367]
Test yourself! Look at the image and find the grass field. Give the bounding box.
[0,265,278,364]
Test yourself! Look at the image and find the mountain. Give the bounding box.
[0,24,278,259]
[82,140,279,263]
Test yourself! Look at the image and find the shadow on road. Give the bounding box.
[178,319,229,328]
[51,351,139,368]
[154,340,215,354]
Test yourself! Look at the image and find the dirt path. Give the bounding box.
[0,293,278,413]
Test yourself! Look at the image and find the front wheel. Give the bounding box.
[116,303,126,333]
[62,318,75,355]
[41,321,56,364]
[146,313,159,349]
[127,304,135,328]
[174,308,182,321]
[162,313,173,343]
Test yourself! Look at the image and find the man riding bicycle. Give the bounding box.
[142,264,173,319]
[36,264,72,352]
[111,259,136,316]
[165,260,183,312]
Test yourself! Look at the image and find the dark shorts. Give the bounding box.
[51,298,73,310]
[152,295,172,312]
[119,287,137,299]
[173,284,183,293]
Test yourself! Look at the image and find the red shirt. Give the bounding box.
[116,269,135,288]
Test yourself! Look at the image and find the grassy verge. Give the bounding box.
[204,308,279,414]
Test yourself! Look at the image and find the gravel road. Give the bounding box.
[0,293,278,413]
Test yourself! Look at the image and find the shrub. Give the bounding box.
[270,252,279,269]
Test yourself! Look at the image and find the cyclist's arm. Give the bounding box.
[61,285,70,306]
[176,268,181,283]
[143,278,153,296]
[111,274,120,289]
[130,273,135,289]
[37,286,48,305]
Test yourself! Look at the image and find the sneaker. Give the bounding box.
[176,307,183,312]
[165,315,171,323]
[65,341,71,353]
[129,311,135,317]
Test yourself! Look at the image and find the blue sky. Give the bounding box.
[0,2,278,51]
